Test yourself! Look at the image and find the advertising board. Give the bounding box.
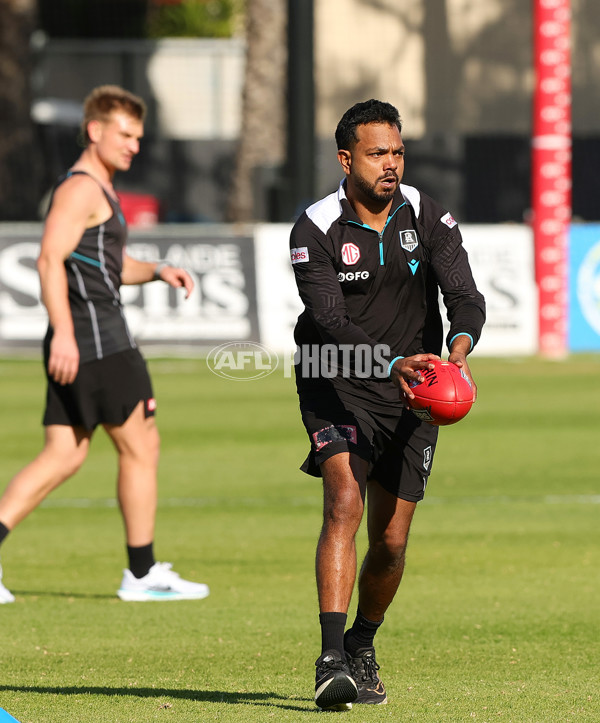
[568,224,600,351]
[0,222,545,357]
[0,225,258,352]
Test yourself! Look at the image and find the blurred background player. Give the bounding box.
[0,85,209,604]
[290,99,485,709]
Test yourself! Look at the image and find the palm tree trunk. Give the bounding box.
[227,0,286,222]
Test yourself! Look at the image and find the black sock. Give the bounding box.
[344,607,384,654]
[0,521,10,547]
[127,542,155,579]
[319,612,347,658]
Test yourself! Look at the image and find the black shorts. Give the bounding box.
[43,348,155,430]
[299,388,439,502]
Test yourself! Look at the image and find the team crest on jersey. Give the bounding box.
[341,242,360,266]
[441,212,457,228]
[399,229,419,252]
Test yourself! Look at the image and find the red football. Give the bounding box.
[407,360,474,426]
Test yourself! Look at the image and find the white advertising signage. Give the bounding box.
[0,225,259,352]
[254,223,538,357]
[254,224,301,353]
[0,223,536,356]
[459,225,537,356]
[124,232,258,343]
[0,232,47,344]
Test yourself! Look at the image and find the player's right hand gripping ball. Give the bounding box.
[407,360,474,426]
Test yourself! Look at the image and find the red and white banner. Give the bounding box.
[532,0,571,357]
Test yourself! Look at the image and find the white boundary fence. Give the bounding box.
[0,222,554,358]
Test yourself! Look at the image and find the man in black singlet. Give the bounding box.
[0,85,209,604]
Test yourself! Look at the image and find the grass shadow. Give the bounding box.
[0,685,312,712]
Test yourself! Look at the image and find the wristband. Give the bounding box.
[387,355,404,378]
[153,261,171,280]
[449,332,474,352]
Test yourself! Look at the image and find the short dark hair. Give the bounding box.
[81,85,146,145]
[335,99,402,150]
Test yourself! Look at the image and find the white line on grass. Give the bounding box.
[38,494,600,509]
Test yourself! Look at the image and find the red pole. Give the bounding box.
[532,0,571,357]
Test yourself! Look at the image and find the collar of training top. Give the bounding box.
[337,179,414,227]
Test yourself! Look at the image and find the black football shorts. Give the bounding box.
[43,348,155,430]
[299,386,439,502]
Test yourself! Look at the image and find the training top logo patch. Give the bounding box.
[399,229,419,252]
[291,247,309,264]
[341,242,360,266]
[441,212,457,229]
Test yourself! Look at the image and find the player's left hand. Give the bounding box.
[157,266,194,299]
[448,351,477,401]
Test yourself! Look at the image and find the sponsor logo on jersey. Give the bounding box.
[290,247,309,264]
[441,212,457,228]
[408,259,420,275]
[341,242,361,265]
[338,270,370,282]
[399,229,419,252]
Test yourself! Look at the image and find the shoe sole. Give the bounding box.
[315,673,358,711]
[355,695,388,705]
[319,702,353,711]
[117,589,210,602]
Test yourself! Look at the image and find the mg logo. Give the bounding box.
[206,342,279,381]
[341,243,360,266]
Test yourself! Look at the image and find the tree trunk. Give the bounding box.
[226,0,286,222]
[0,0,41,220]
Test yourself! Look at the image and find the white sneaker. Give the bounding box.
[0,563,15,604]
[117,562,210,602]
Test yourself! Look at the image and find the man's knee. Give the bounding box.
[64,449,88,478]
[322,491,363,532]
[367,526,411,572]
[43,428,90,478]
[109,413,160,465]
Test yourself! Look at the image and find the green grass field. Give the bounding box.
[0,355,598,722]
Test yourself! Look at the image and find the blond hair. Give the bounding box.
[81,85,146,145]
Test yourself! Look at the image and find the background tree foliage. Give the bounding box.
[37,0,241,39]
[146,0,242,38]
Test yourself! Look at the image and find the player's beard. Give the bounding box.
[354,172,398,204]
